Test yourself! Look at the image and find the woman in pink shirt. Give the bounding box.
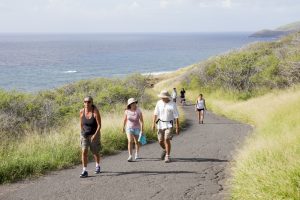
[123,98,144,162]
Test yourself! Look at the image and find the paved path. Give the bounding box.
[0,105,251,200]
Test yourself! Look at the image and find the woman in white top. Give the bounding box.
[195,94,207,124]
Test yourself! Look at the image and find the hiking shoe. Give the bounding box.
[161,150,166,160]
[165,155,171,163]
[95,166,101,174]
[80,170,88,178]
[127,155,133,162]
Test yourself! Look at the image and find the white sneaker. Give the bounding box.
[165,155,171,163]
[135,153,139,160]
[127,155,133,162]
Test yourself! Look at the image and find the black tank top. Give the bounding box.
[81,107,98,137]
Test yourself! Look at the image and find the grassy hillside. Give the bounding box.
[162,32,300,199]
[0,73,187,184]
[277,21,300,31]
[0,109,156,183]
[0,74,154,137]
[179,32,300,100]
[1,74,153,183]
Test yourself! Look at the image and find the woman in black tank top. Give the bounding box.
[81,106,98,137]
[79,96,102,178]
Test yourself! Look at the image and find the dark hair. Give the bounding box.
[199,94,203,97]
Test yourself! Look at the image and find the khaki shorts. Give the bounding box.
[157,129,173,142]
[80,133,101,154]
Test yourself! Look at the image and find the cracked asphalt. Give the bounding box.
[0,105,251,200]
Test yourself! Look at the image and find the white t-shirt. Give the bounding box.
[154,99,179,129]
[171,91,177,99]
[196,99,205,109]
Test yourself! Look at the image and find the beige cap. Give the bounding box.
[158,90,171,98]
[127,98,138,106]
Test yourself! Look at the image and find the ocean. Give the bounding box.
[0,33,270,92]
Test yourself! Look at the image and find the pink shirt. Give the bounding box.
[125,108,142,129]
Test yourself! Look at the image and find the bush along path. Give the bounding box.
[0,104,251,200]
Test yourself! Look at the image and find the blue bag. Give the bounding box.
[138,133,147,145]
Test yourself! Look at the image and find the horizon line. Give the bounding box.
[0,31,256,35]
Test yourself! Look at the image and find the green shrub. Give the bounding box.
[0,74,151,137]
[183,32,300,99]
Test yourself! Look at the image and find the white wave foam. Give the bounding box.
[63,70,77,73]
[142,71,174,76]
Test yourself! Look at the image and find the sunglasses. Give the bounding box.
[84,101,91,103]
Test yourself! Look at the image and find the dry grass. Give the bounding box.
[0,109,155,184]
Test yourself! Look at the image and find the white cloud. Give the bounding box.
[222,0,232,8]
[130,1,140,8]
[160,0,170,8]
[0,0,299,32]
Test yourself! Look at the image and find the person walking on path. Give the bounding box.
[79,96,102,178]
[195,94,207,124]
[171,88,177,103]
[152,90,180,163]
[180,88,186,105]
[123,98,144,162]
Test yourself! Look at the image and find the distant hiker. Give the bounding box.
[180,88,186,105]
[123,98,144,162]
[171,88,177,103]
[195,94,207,124]
[79,96,102,178]
[152,90,179,163]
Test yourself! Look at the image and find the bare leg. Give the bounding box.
[159,140,166,150]
[93,153,100,164]
[133,135,140,154]
[82,148,88,168]
[200,110,204,123]
[198,111,201,123]
[126,134,133,156]
[164,139,171,156]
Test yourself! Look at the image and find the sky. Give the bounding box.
[0,0,300,33]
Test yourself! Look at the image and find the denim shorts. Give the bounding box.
[126,128,140,136]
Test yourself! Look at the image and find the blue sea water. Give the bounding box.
[0,33,270,92]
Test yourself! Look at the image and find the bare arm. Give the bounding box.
[152,115,157,131]
[94,108,101,135]
[80,109,84,131]
[122,113,127,133]
[175,118,180,135]
[139,112,144,133]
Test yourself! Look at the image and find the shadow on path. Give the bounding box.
[172,158,228,163]
[201,122,243,125]
[101,170,197,177]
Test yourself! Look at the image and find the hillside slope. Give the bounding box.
[164,32,300,199]
[177,32,300,99]
[251,21,300,38]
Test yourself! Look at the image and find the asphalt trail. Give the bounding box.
[0,105,251,200]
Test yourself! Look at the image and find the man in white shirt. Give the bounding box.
[152,90,180,163]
